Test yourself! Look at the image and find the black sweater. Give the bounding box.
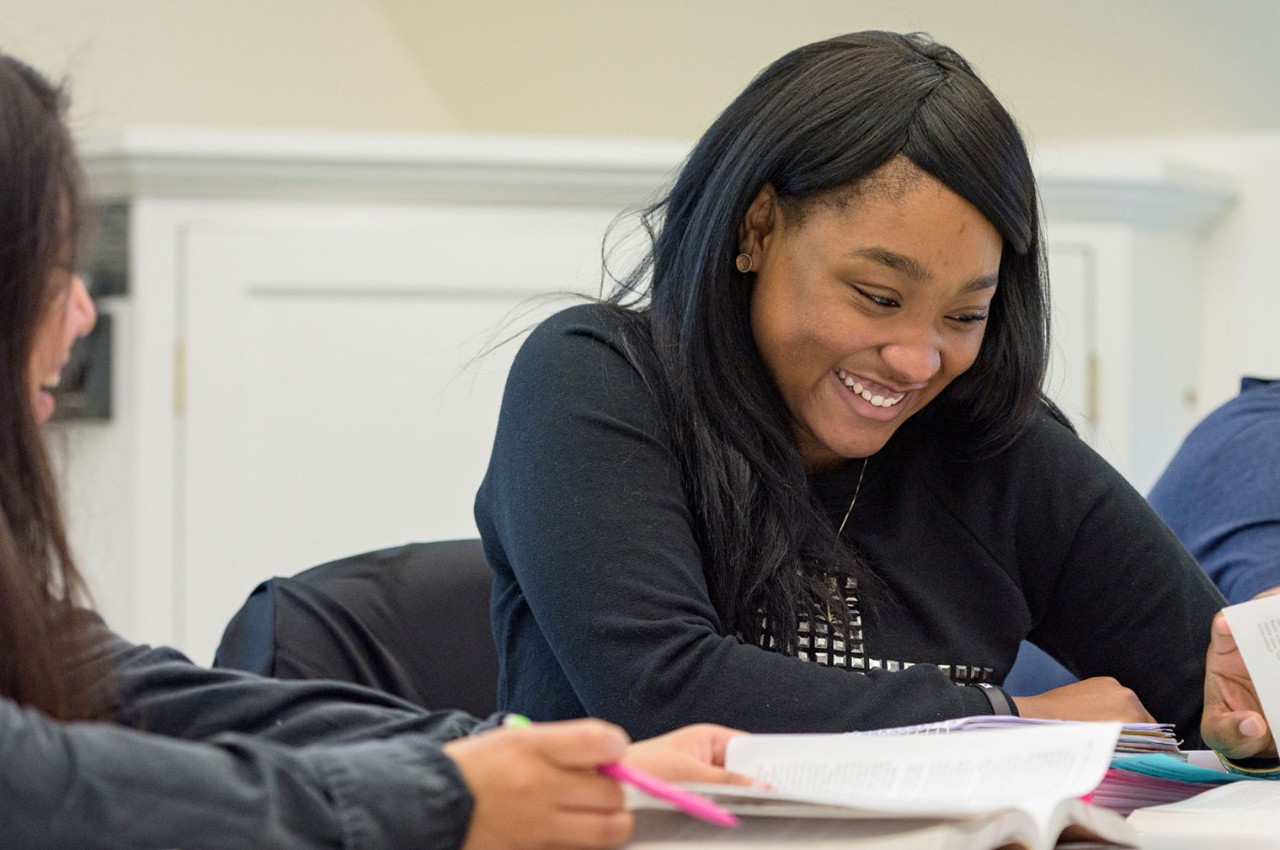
[476,304,1222,744]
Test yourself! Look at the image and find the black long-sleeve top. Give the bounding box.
[4,614,487,850]
[476,304,1223,744]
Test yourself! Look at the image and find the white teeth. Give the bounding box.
[836,370,905,407]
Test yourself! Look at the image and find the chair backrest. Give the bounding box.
[214,539,499,717]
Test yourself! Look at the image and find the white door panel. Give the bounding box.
[180,208,613,660]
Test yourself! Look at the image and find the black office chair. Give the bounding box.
[213,539,500,718]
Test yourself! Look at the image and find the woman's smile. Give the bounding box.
[834,369,909,408]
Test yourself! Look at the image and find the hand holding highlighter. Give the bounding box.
[504,714,739,828]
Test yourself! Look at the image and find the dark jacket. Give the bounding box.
[4,614,490,850]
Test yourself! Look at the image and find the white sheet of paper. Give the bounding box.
[1222,594,1280,736]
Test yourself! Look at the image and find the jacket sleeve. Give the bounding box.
[0,694,474,850]
[1005,414,1224,746]
[477,308,993,738]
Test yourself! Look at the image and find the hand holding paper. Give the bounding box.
[1202,594,1280,761]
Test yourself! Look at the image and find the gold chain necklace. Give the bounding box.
[836,456,870,538]
[825,456,869,625]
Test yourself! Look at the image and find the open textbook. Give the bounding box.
[1126,779,1280,849]
[626,722,1136,850]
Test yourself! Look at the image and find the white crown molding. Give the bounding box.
[1035,150,1238,234]
[79,128,690,207]
[80,128,1238,232]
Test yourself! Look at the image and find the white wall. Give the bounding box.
[4,0,1280,141]
[378,0,1280,142]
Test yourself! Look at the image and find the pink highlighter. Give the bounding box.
[504,714,739,828]
[597,762,740,828]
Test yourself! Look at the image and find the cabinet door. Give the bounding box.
[180,206,616,661]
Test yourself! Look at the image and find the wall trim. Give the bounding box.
[81,128,1238,230]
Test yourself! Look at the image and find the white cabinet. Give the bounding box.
[61,131,1234,661]
[1036,155,1235,493]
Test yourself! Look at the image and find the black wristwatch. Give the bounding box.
[974,682,1019,716]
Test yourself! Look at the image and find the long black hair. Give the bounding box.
[608,32,1048,651]
[0,53,100,720]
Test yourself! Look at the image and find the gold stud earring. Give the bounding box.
[734,252,754,274]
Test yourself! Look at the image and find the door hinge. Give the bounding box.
[174,339,186,416]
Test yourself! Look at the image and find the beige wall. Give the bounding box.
[378,0,1280,143]
[0,0,459,133]
[3,0,1278,142]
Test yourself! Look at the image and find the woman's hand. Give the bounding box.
[1011,677,1155,723]
[623,723,760,787]
[444,718,632,850]
[1201,610,1277,760]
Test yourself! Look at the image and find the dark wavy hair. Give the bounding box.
[608,32,1049,651]
[0,54,100,719]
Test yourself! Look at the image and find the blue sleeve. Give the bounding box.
[1149,409,1280,603]
[1205,523,1280,603]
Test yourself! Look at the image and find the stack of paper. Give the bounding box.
[851,714,1181,756]
[1094,755,1242,814]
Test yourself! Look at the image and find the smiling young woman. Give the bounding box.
[475,31,1265,756]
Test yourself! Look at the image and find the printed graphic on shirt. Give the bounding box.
[763,574,995,685]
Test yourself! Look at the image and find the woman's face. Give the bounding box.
[745,159,1002,471]
[29,268,97,424]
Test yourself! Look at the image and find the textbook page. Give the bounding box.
[723,722,1120,818]
[1127,780,1280,849]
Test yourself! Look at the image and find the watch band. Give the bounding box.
[975,682,1019,716]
